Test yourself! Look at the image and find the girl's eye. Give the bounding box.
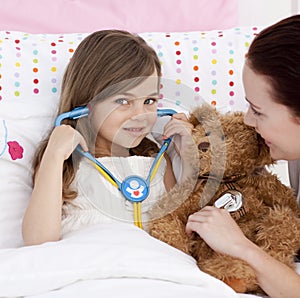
[115,98,129,105]
[144,98,157,105]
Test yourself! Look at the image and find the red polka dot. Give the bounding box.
[15,40,20,44]
[229,81,234,87]
[33,79,39,84]
[194,77,199,82]
[51,42,56,46]
[176,50,181,55]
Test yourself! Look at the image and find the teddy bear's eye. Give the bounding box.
[221,135,226,141]
[205,132,211,136]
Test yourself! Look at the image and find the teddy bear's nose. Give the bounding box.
[198,141,210,152]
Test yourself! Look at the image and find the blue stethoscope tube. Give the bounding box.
[55,106,176,203]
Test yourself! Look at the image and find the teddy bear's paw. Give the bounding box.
[223,278,248,293]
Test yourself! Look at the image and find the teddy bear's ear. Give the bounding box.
[189,103,219,127]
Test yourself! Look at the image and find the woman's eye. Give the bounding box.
[251,106,262,116]
[115,98,129,105]
[144,98,157,105]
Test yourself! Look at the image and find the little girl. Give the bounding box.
[22,30,196,245]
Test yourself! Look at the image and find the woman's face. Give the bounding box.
[243,63,300,161]
[90,71,159,157]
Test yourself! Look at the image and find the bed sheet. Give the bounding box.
[0,222,262,298]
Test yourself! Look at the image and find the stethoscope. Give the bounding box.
[55,105,177,228]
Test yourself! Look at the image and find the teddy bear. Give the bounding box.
[148,104,300,294]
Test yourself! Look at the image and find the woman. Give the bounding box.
[186,15,300,298]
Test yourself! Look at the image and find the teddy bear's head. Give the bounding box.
[188,104,273,180]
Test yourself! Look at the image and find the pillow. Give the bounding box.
[0,27,259,248]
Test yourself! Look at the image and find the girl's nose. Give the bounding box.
[130,103,148,120]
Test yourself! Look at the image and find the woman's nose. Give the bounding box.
[244,108,256,128]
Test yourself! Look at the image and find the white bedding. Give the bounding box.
[0,223,248,298]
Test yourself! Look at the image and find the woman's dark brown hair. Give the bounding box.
[246,14,300,117]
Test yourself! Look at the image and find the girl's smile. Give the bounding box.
[90,72,159,157]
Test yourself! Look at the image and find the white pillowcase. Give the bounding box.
[0,27,259,248]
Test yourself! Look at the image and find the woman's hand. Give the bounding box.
[46,125,88,161]
[186,206,250,258]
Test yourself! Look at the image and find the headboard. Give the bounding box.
[0,0,238,33]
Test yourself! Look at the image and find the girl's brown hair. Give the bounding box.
[246,14,300,117]
[33,30,161,199]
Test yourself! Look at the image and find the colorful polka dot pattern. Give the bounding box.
[0,27,259,116]
[140,27,259,112]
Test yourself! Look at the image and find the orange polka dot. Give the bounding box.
[33,67,38,73]
[211,101,216,106]
[229,70,234,75]
[174,41,180,46]
[69,48,74,53]
[193,66,199,71]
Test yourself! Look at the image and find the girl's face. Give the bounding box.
[91,72,159,157]
[243,63,300,161]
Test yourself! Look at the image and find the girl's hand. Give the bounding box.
[186,206,250,258]
[46,125,88,161]
[162,113,194,160]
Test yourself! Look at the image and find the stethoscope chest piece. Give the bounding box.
[214,190,243,212]
[120,175,149,202]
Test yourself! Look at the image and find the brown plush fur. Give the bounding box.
[148,104,300,294]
